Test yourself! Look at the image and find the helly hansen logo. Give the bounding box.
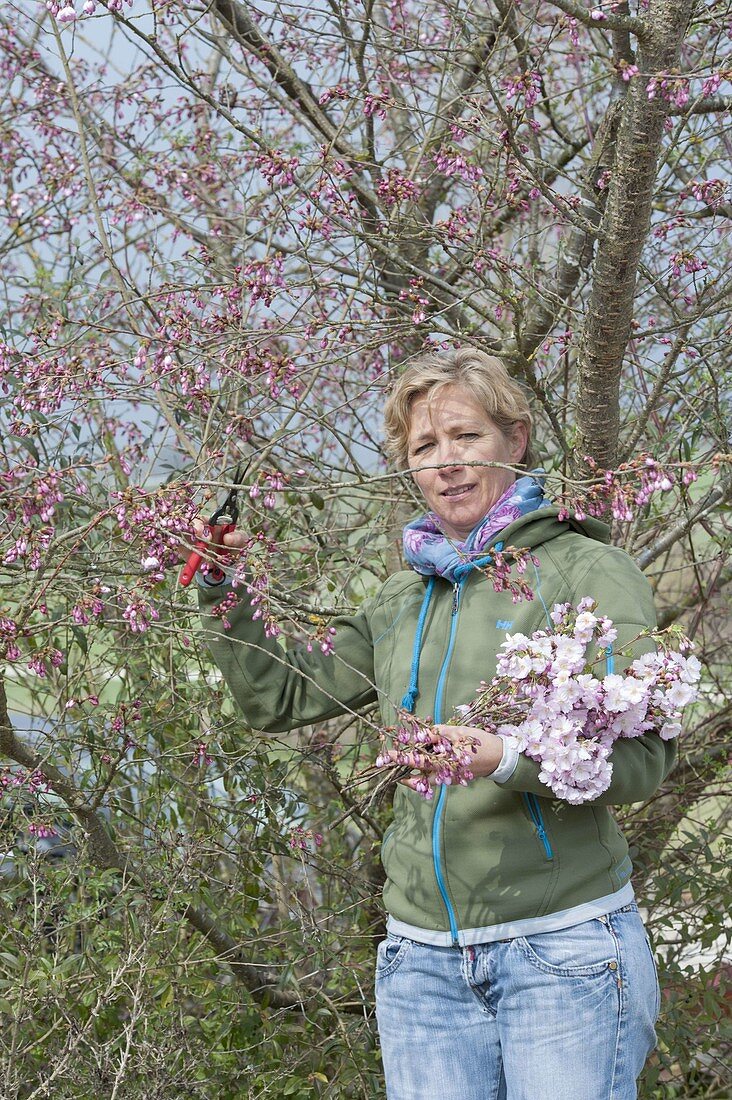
[496,620,513,629]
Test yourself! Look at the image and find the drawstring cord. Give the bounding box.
[401,577,436,712]
[400,543,503,713]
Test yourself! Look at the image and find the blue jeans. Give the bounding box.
[375,903,659,1100]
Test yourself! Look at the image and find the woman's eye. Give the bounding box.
[412,442,433,455]
[459,433,478,441]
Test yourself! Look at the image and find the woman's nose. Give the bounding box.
[436,438,462,468]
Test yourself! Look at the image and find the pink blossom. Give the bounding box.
[122,595,160,633]
[254,150,299,186]
[502,71,543,109]
[193,742,213,768]
[701,73,721,98]
[433,146,483,182]
[363,90,390,120]
[377,168,421,207]
[617,60,639,82]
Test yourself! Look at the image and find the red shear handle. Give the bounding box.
[179,524,235,587]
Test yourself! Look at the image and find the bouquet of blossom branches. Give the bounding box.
[363,598,701,807]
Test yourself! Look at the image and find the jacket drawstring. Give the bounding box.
[401,543,503,713]
[401,577,436,712]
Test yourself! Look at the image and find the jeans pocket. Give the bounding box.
[516,918,618,976]
[376,935,412,981]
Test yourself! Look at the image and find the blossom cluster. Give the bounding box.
[377,169,421,207]
[193,742,213,769]
[248,471,285,511]
[558,454,697,523]
[27,647,64,676]
[502,71,542,109]
[363,89,391,120]
[0,616,21,662]
[49,0,132,22]
[474,599,700,803]
[254,149,300,186]
[208,588,240,631]
[375,714,478,799]
[241,254,286,308]
[433,145,483,182]
[3,463,66,569]
[398,278,430,324]
[112,485,198,572]
[684,178,728,210]
[231,537,281,640]
[646,74,690,108]
[288,824,324,851]
[1,767,50,796]
[478,545,538,604]
[121,593,160,634]
[305,617,338,656]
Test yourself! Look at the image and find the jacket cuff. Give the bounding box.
[494,753,552,796]
[195,570,233,604]
[490,743,520,784]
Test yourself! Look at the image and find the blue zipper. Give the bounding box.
[523,793,554,859]
[431,578,464,945]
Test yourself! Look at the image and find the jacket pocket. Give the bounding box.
[522,793,554,859]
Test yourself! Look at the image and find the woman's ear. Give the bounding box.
[510,423,529,464]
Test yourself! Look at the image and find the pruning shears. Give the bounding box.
[179,466,244,588]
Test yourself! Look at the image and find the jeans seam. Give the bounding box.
[605,915,625,1099]
[490,1062,505,1100]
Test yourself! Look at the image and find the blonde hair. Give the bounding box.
[383,349,536,470]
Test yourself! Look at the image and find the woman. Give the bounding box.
[197,350,668,1100]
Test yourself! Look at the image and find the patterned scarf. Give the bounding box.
[402,475,552,584]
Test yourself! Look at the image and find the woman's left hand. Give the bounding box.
[394,724,505,793]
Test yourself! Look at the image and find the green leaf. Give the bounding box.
[11,434,40,463]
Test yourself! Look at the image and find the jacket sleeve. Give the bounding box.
[198,582,377,733]
[496,545,677,806]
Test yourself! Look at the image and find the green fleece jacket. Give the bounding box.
[198,508,674,942]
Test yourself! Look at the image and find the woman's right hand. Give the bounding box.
[178,518,248,561]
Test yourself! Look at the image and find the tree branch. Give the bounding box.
[636,479,731,570]
[546,0,647,38]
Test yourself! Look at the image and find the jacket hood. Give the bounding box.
[487,506,611,551]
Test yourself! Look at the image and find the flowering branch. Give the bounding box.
[364,600,700,806]
[545,0,646,38]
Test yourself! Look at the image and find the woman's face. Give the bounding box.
[406,384,527,541]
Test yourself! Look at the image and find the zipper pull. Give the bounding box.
[452,582,461,615]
